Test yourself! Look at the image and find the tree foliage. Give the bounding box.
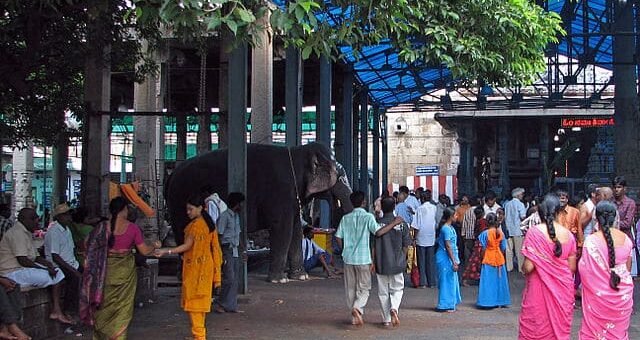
[135,0,563,86]
[0,0,157,146]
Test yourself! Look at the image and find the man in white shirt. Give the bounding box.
[411,190,437,288]
[301,227,334,277]
[45,203,81,315]
[580,184,598,239]
[483,190,501,217]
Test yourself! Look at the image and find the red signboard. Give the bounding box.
[561,117,614,128]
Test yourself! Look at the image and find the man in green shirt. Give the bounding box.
[336,191,401,326]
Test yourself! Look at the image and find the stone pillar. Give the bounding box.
[134,50,159,231]
[352,97,360,190]
[457,121,475,196]
[381,112,388,192]
[540,122,550,193]
[250,11,273,145]
[339,71,353,182]
[228,44,248,294]
[372,108,380,199]
[317,56,332,147]
[81,47,111,217]
[614,0,640,186]
[498,120,510,194]
[359,91,369,199]
[285,46,303,147]
[52,134,69,206]
[12,144,34,214]
[217,33,231,149]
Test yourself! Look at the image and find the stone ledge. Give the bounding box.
[16,258,159,340]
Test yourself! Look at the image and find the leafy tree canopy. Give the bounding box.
[135,0,564,86]
[0,0,157,146]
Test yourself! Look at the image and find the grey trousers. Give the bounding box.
[343,264,371,314]
[216,247,240,312]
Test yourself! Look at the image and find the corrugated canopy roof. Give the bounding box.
[273,0,617,108]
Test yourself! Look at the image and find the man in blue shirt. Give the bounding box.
[394,190,413,225]
[336,191,401,326]
[214,192,245,314]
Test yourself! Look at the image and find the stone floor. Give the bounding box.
[53,268,640,340]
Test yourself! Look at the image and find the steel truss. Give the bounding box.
[410,0,639,112]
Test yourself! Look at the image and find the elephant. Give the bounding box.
[164,142,353,282]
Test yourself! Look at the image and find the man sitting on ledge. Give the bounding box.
[0,208,72,325]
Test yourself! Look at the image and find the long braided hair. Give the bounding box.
[108,197,128,248]
[595,201,621,290]
[538,194,562,257]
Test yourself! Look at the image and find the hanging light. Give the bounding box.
[553,135,560,142]
[554,147,561,152]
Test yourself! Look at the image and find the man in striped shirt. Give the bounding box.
[460,196,481,265]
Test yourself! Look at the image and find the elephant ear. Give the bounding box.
[305,150,338,197]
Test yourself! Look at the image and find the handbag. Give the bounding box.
[410,244,420,288]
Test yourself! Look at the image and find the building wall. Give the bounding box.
[385,111,459,187]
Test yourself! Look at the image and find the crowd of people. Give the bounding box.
[0,173,636,339]
[0,188,246,340]
[334,175,636,339]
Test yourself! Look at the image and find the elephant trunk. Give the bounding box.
[331,179,353,214]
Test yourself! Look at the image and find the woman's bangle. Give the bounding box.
[168,249,172,255]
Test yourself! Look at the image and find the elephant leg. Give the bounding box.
[268,215,293,283]
[287,216,306,280]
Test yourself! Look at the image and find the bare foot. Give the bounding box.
[390,309,400,327]
[0,329,16,340]
[7,324,29,340]
[351,308,363,326]
[49,313,75,325]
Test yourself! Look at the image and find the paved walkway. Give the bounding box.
[56,269,640,339]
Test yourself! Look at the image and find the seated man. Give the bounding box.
[0,208,71,325]
[45,204,81,316]
[302,227,336,277]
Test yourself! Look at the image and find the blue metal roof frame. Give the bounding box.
[273,0,619,108]
[548,0,613,69]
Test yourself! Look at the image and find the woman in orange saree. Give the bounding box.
[156,194,222,340]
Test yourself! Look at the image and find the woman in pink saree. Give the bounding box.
[579,201,633,340]
[519,194,577,340]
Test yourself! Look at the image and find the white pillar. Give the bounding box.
[12,144,34,215]
[250,10,273,144]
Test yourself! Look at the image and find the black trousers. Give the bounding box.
[0,285,20,325]
[60,265,82,314]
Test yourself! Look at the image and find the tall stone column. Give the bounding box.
[285,46,303,147]
[613,0,639,186]
[317,56,332,147]
[250,10,273,145]
[134,49,159,231]
[540,122,550,192]
[457,121,475,196]
[12,144,34,214]
[82,49,111,217]
[52,134,69,205]
[498,120,510,193]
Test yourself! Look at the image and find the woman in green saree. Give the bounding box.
[83,197,159,340]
